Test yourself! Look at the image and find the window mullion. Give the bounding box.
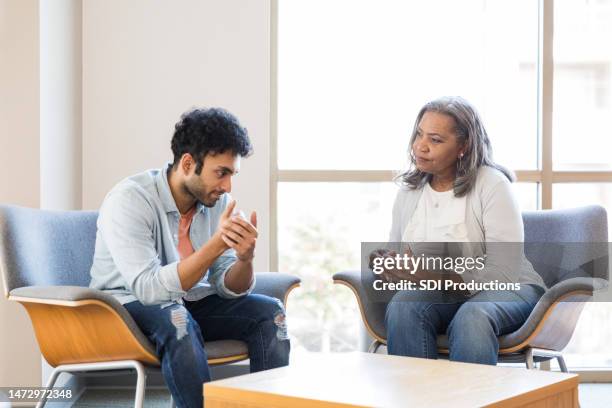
[539,0,554,209]
[271,0,279,272]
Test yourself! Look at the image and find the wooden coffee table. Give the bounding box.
[204,352,578,407]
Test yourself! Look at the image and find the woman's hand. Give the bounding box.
[369,248,394,269]
[369,248,414,283]
[370,246,431,283]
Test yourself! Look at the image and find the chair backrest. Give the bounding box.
[522,205,608,287]
[0,205,98,296]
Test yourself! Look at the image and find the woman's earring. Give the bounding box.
[457,153,464,173]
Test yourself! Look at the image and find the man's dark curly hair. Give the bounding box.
[171,108,253,174]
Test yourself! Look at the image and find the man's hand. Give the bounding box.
[212,200,236,250]
[178,201,235,292]
[219,206,258,262]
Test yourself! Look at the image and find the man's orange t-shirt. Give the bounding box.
[177,206,197,259]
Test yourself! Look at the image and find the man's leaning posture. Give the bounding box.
[89,108,290,408]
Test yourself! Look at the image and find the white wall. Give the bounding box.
[1,0,272,389]
[0,0,43,388]
[82,0,272,271]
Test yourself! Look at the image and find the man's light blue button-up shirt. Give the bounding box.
[89,163,255,306]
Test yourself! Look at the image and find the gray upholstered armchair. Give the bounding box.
[334,206,609,372]
[0,205,300,407]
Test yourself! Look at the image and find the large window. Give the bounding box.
[278,0,538,171]
[278,183,396,351]
[553,0,612,172]
[275,0,612,369]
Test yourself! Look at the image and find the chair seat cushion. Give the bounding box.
[204,340,248,360]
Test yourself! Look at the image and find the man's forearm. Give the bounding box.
[177,237,227,291]
[223,259,254,294]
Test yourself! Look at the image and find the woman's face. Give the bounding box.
[412,111,464,178]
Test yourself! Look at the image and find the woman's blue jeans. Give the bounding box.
[385,284,544,364]
[124,294,290,408]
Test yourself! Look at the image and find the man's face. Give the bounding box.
[183,151,240,207]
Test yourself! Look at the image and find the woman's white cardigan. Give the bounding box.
[389,166,546,291]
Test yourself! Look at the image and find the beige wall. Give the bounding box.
[82,0,272,271]
[1,0,272,388]
[0,0,43,387]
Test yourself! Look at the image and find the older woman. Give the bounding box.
[383,96,546,365]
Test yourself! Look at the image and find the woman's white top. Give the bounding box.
[390,166,546,291]
[402,182,468,243]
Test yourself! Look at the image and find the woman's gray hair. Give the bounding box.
[397,96,513,196]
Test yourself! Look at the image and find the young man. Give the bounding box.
[89,108,290,408]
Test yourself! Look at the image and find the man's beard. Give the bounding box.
[201,192,222,208]
[185,182,223,208]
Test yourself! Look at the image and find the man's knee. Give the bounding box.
[153,304,202,347]
[168,305,193,341]
[250,295,289,341]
